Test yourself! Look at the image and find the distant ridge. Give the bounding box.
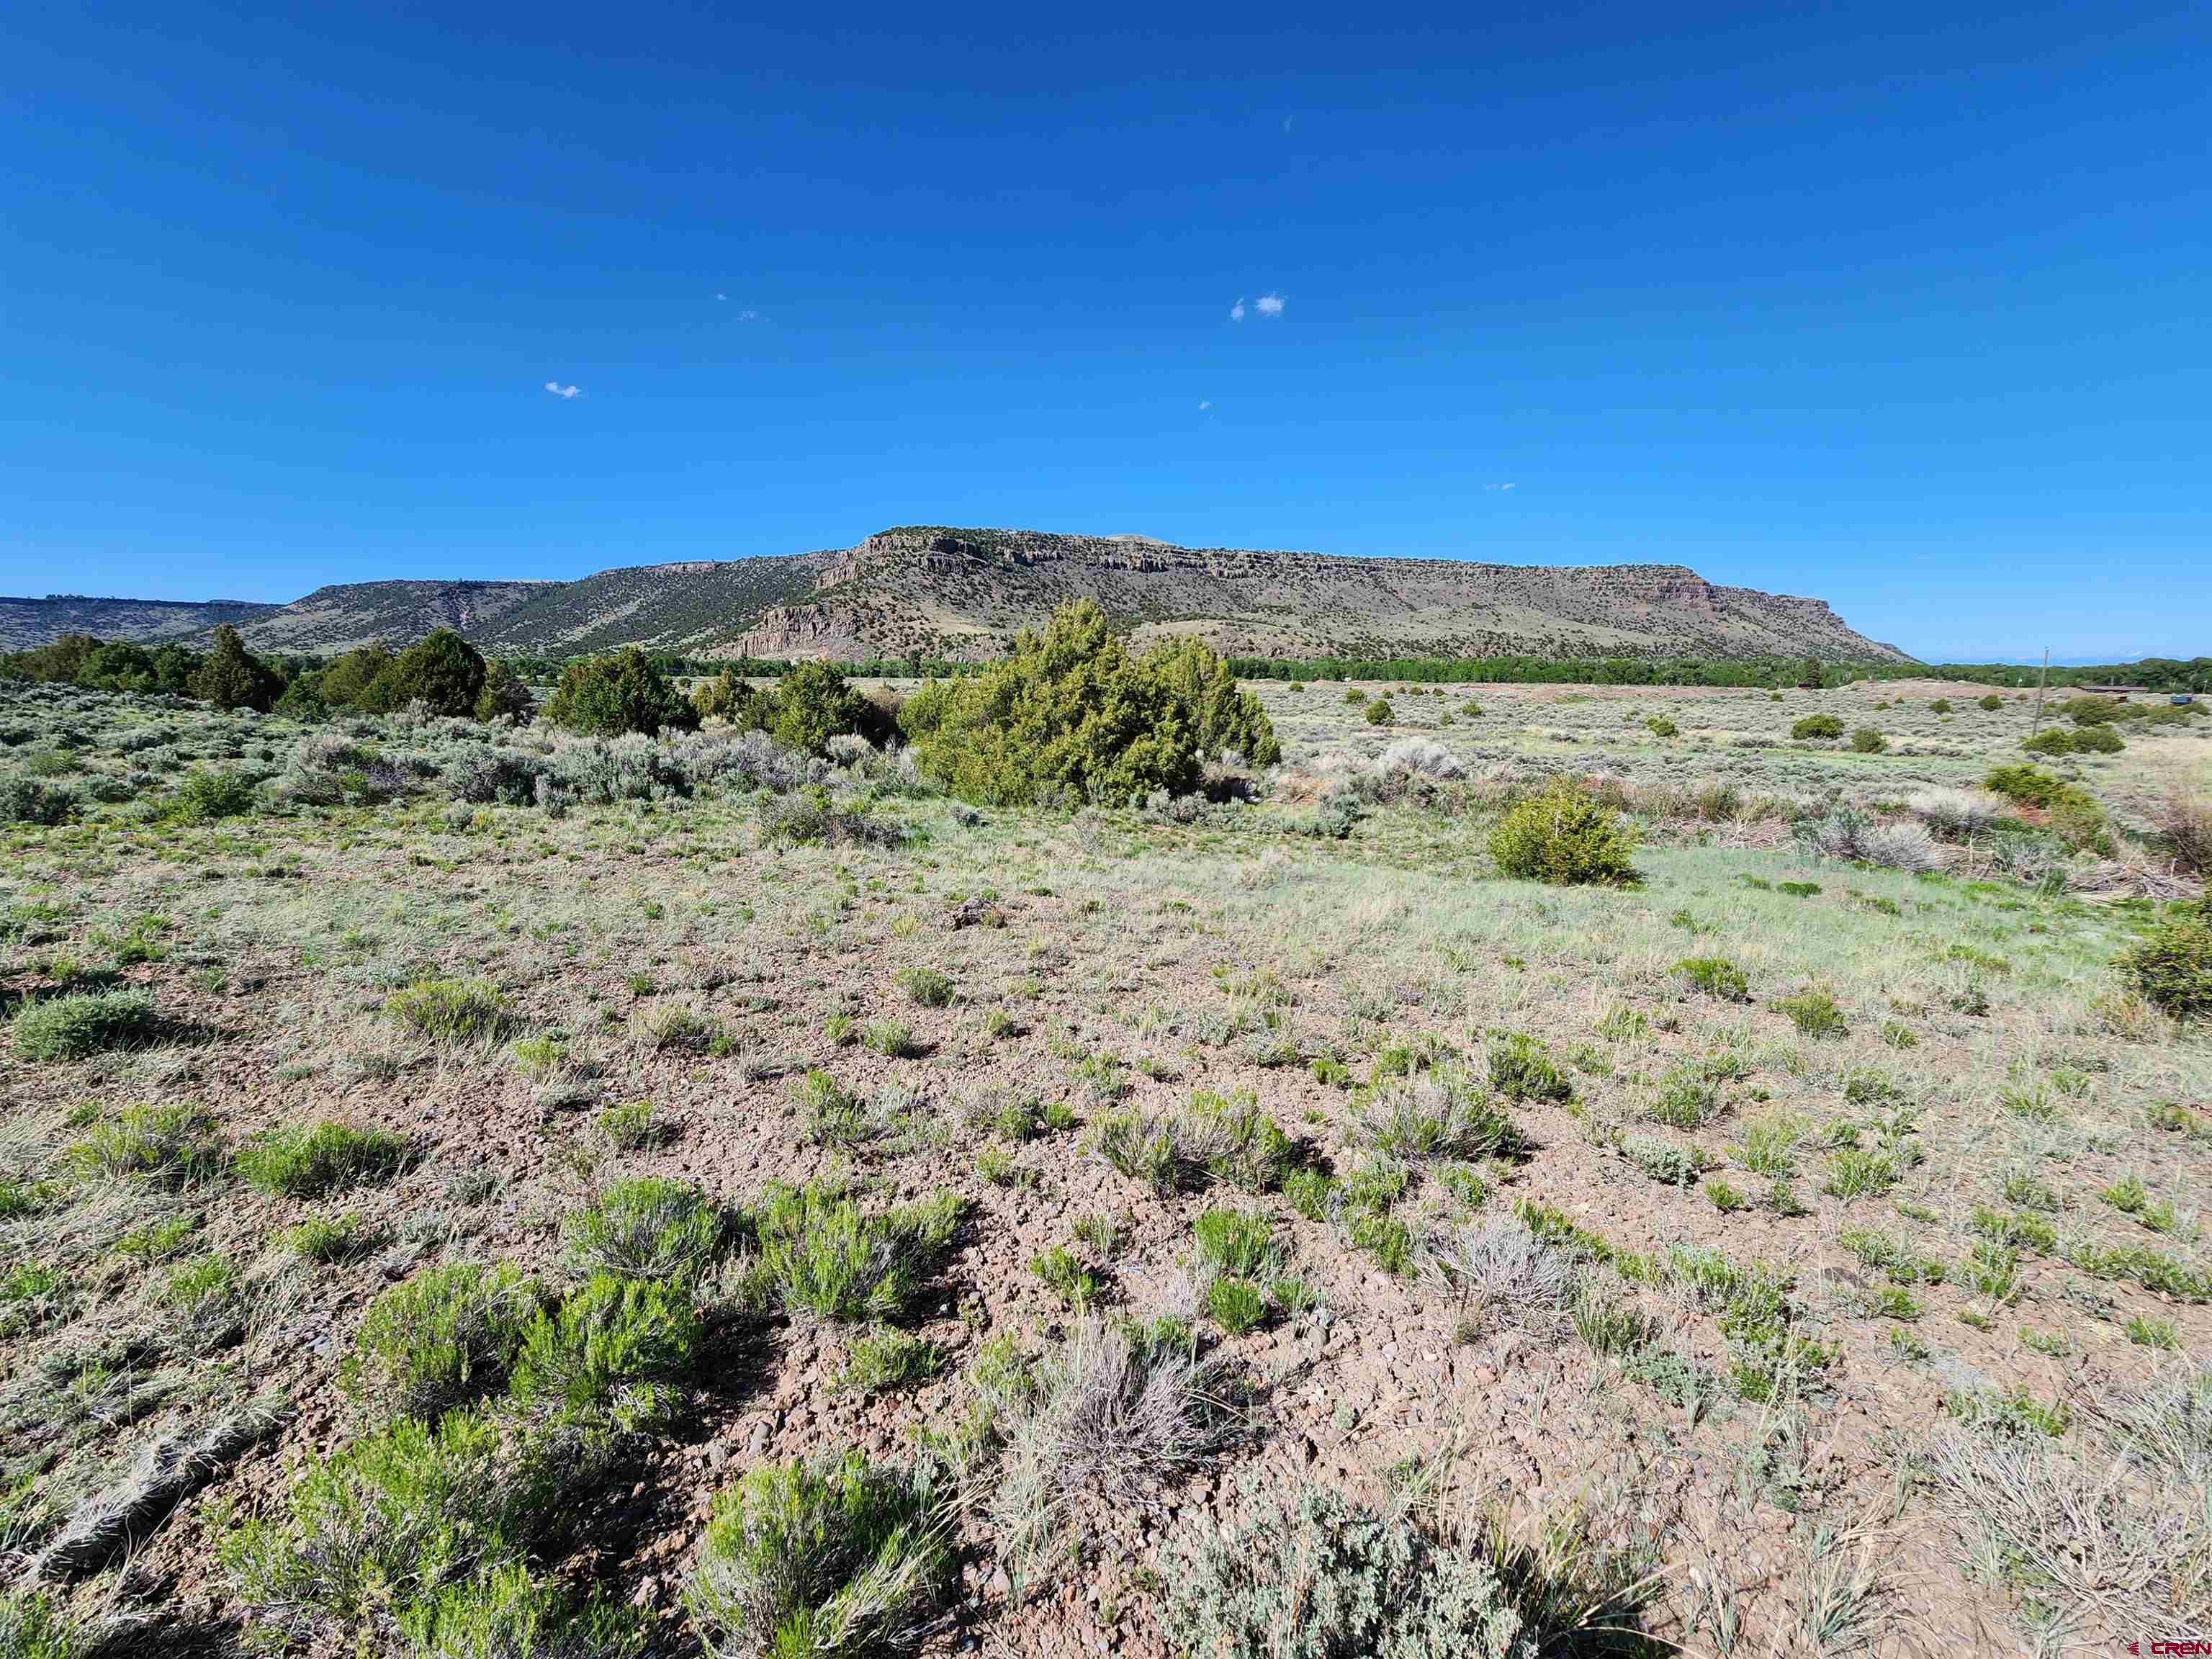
[0,527,1912,664]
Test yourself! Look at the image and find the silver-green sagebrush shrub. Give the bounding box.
[1162,1482,1532,1659]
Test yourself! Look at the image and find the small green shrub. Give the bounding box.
[11,989,160,1061]
[1978,693,2004,711]
[1487,781,1638,886]
[1674,957,1748,1001]
[1773,988,1845,1038]
[1645,716,1678,739]
[343,1260,539,1419]
[1029,1245,1100,1310]
[1485,1033,1571,1103]
[2021,727,2076,756]
[752,1182,962,1323]
[385,979,518,1046]
[1790,714,1843,740]
[1621,1136,1705,1185]
[171,767,259,821]
[595,1100,672,1151]
[279,1210,387,1264]
[235,1121,408,1197]
[1364,697,1393,725]
[564,1177,727,1287]
[838,1328,944,1394]
[796,1070,871,1146]
[221,1408,524,1650]
[2121,912,2212,1018]
[896,967,953,1008]
[1206,1276,1269,1334]
[544,647,698,737]
[1848,727,1887,753]
[1193,1208,1278,1279]
[507,1271,701,1427]
[686,1453,950,1659]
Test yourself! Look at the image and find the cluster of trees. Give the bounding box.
[1228,652,2212,693]
[2,626,534,721]
[539,602,1281,808]
[2,626,292,710]
[1227,653,1845,688]
[284,630,531,721]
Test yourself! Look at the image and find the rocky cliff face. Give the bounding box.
[11,528,1910,665]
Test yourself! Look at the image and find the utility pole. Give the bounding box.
[2029,648,2049,737]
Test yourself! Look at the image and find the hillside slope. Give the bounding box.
[6,528,1910,662]
[0,595,282,651]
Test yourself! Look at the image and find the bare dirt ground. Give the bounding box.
[2,675,2207,1657]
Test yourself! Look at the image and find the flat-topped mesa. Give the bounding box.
[0,523,1911,665]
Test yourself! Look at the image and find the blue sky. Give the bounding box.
[4,3,2206,661]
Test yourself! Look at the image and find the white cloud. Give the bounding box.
[1198,400,1212,410]
[1254,292,1285,318]
[543,382,581,400]
[715,292,727,301]
[736,309,759,321]
[1229,297,1246,323]
[1485,481,1516,492]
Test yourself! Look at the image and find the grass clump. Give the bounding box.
[981,1316,1243,1585]
[279,1210,387,1264]
[235,1120,408,1197]
[1487,780,1639,886]
[385,978,517,1046]
[895,967,953,1008]
[1357,1062,1524,1161]
[1030,1246,1100,1311]
[752,1182,963,1323]
[1485,1033,1571,1104]
[11,989,160,1061]
[64,1101,222,1183]
[343,1260,539,1419]
[1774,987,1845,1038]
[596,1099,673,1151]
[686,1452,950,1659]
[796,1070,871,1147]
[1824,1148,1897,1200]
[565,1177,727,1287]
[1674,956,1749,1002]
[839,1329,944,1394]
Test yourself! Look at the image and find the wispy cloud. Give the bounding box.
[543,381,582,400]
[1198,400,1212,410]
[715,292,727,301]
[735,309,759,321]
[1254,292,1285,318]
[1485,481,1516,492]
[1229,297,1247,323]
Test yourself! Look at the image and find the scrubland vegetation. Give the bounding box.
[1,608,2209,1657]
